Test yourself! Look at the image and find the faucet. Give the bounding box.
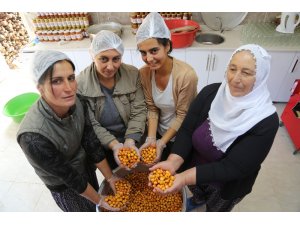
[216,16,224,33]
[107,16,122,25]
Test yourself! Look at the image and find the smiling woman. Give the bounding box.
[135,12,198,164]
[150,44,279,212]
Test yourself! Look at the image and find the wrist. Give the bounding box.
[167,154,184,170]
[125,138,135,146]
[146,136,156,143]
[106,175,115,183]
[112,142,122,151]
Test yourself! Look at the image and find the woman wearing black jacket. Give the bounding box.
[150,44,279,212]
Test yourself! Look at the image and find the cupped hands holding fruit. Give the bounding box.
[148,154,193,195]
[139,137,166,165]
[112,139,140,170]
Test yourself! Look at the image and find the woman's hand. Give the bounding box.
[113,142,140,171]
[151,173,186,195]
[106,174,121,194]
[149,159,176,174]
[138,137,156,153]
[97,195,121,212]
[112,143,124,168]
[153,139,166,163]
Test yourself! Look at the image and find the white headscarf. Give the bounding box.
[208,44,276,153]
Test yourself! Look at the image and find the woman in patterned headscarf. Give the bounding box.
[150,44,279,212]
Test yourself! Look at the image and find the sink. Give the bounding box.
[195,33,225,45]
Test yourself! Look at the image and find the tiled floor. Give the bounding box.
[0,67,300,212]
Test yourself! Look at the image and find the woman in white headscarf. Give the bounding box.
[17,50,121,212]
[150,44,279,212]
[136,12,198,164]
[77,30,147,170]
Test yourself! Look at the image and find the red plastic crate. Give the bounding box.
[281,93,300,154]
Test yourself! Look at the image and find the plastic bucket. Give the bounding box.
[97,164,187,212]
[165,19,200,48]
[3,92,40,123]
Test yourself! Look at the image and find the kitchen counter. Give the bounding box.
[23,25,300,53]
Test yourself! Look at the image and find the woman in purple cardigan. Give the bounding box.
[150,44,279,212]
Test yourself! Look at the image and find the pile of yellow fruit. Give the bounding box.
[118,147,140,168]
[149,168,175,191]
[141,146,157,164]
[104,180,131,208]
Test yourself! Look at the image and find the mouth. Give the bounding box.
[63,95,75,100]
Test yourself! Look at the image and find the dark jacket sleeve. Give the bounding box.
[18,133,88,194]
[172,83,220,160]
[78,94,106,164]
[196,112,279,185]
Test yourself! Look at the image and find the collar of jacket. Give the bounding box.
[38,97,77,125]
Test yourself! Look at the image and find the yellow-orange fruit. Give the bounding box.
[149,168,175,191]
[141,146,156,164]
[104,180,131,208]
[118,147,140,168]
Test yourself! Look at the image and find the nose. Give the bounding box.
[106,60,114,70]
[64,80,73,91]
[146,53,154,62]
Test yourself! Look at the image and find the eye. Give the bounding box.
[139,51,146,57]
[150,48,159,54]
[99,57,108,63]
[113,56,121,63]
[51,78,62,85]
[68,75,76,81]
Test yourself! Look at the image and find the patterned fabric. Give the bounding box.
[188,185,242,212]
[51,188,96,212]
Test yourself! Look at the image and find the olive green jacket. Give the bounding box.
[76,63,147,147]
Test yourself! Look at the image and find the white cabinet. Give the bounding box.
[268,51,297,102]
[273,52,300,102]
[170,49,186,62]
[122,49,133,65]
[131,49,145,69]
[186,49,231,92]
[62,50,92,75]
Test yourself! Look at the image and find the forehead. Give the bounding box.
[230,50,256,69]
[138,38,160,50]
[52,60,74,74]
[96,49,120,57]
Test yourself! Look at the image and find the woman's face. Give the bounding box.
[227,51,256,97]
[93,49,122,80]
[37,60,77,117]
[137,38,170,70]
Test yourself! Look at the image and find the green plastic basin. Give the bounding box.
[3,92,40,123]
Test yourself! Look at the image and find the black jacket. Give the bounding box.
[172,83,279,200]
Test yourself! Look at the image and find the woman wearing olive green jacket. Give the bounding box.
[77,30,147,170]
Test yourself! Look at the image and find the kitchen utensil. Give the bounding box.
[276,12,300,34]
[200,12,248,31]
[87,22,122,40]
[164,19,200,48]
